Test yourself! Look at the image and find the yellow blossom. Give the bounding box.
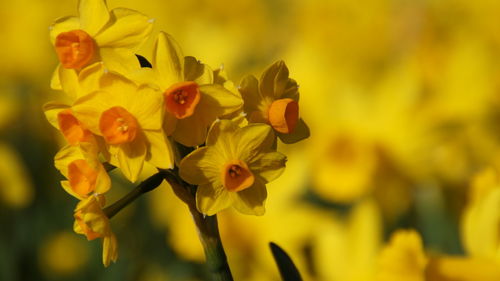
[239,60,309,144]
[132,32,243,147]
[377,229,500,281]
[0,143,33,208]
[54,143,110,199]
[71,66,174,182]
[461,167,500,262]
[38,231,89,276]
[179,120,286,215]
[73,195,118,267]
[377,230,428,281]
[49,0,153,89]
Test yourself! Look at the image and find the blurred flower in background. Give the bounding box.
[2,0,500,280]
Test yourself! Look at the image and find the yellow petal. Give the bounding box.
[110,137,147,182]
[51,64,62,90]
[163,113,177,136]
[259,60,290,99]
[54,145,81,177]
[179,147,222,185]
[99,47,142,78]
[199,84,242,117]
[249,151,287,183]
[102,234,118,267]
[59,67,80,99]
[277,118,310,144]
[126,67,159,86]
[239,75,261,114]
[145,130,174,169]
[152,32,184,88]
[43,101,70,129]
[184,56,214,85]
[49,16,81,45]
[196,183,232,216]
[72,91,110,134]
[233,123,275,162]
[98,71,137,102]
[281,77,299,101]
[61,181,84,200]
[129,85,163,131]
[78,62,106,95]
[95,8,153,49]
[78,0,110,35]
[231,178,267,216]
[172,113,210,147]
[206,120,238,157]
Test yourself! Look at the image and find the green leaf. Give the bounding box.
[269,242,303,281]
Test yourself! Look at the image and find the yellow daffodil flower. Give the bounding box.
[49,0,153,89]
[39,231,89,276]
[239,60,309,144]
[179,120,286,215]
[73,195,118,267]
[0,143,33,208]
[71,67,174,182]
[44,63,113,150]
[377,230,428,281]
[133,32,242,147]
[54,143,110,199]
[378,229,500,281]
[462,167,500,262]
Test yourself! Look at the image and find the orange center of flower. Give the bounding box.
[55,29,96,69]
[164,81,201,119]
[267,98,299,134]
[99,106,139,145]
[58,109,92,145]
[222,160,255,192]
[68,159,98,197]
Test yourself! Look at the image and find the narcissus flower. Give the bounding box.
[49,0,153,89]
[179,120,287,215]
[377,229,500,281]
[462,167,500,262]
[377,229,428,281]
[71,67,174,182]
[134,32,242,147]
[54,143,110,199]
[73,195,118,267]
[239,60,309,144]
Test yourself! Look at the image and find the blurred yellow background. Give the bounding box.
[1,0,500,280]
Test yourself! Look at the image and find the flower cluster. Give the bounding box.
[45,0,308,267]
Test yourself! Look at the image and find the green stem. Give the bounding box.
[189,206,234,281]
[169,141,234,281]
[162,168,234,281]
[103,172,164,219]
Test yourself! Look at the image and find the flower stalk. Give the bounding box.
[167,143,234,281]
[189,207,234,281]
[103,172,164,218]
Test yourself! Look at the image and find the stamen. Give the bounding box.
[229,165,241,178]
[222,160,255,192]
